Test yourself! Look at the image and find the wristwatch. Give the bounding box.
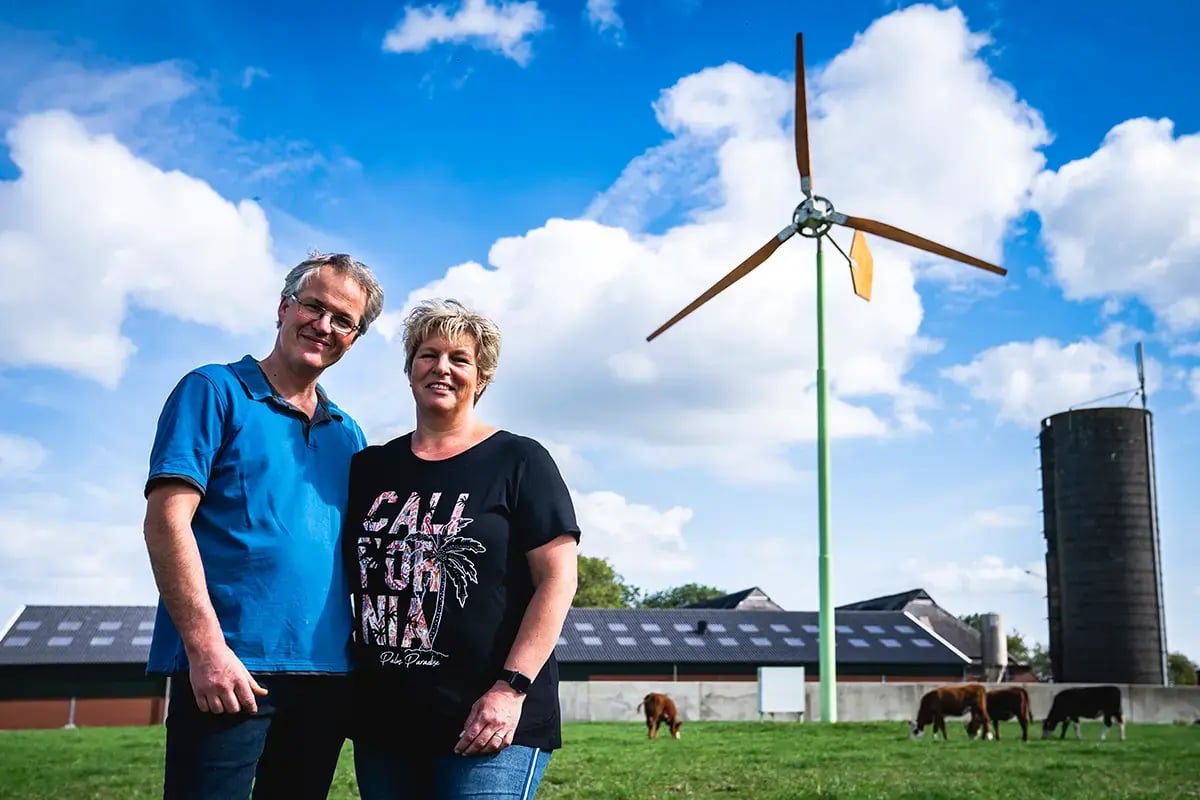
[498,668,532,694]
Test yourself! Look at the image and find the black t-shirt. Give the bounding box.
[344,430,581,753]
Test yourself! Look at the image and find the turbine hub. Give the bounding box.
[794,195,836,238]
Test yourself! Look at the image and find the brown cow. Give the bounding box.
[909,683,992,741]
[637,692,682,739]
[966,686,1032,741]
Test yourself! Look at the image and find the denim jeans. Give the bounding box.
[162,671,350,800]
[353,738,552,800]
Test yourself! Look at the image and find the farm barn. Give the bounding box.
[1,598,972,729]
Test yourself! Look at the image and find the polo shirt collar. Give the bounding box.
[229,354,344,421]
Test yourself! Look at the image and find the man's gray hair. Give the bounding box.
[402,299,502,403]
[281,252,385,335]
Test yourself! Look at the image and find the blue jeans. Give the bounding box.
[162,671,350,800]
[354,739,552,800]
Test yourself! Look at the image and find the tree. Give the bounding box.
[639,583,726,609]
[1167,652,1197,686]
[573,555,640,608]
[1028,642,1053,681]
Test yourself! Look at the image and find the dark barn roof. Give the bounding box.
[0,606,157,666]
[682,587,784,611]
[2,604,970,670]
[556,608,970,666]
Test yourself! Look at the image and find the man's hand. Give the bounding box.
[454,683,526,756]
[186,641,268,714]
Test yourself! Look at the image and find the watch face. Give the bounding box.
[505,670,531,692]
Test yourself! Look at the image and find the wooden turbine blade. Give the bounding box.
[795,33,813,194]
[838,215,1006,276]
[646,228,795,342]
[848,229,873,301]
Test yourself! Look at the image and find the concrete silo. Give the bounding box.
[1038,406,1168,685]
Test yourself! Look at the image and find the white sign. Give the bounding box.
[757,666,807,714]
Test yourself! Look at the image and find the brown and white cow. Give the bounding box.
[1042,685,1126,741]
[910,683,992,741]
[637,692,682,739]
[966,686,1032,741]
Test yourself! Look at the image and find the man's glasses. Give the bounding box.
[288,294,360,337]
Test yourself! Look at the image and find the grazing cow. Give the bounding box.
[910,683,992,741]
[1042,685,1126,741]
[966,687,1033,741]
[637,692,682,740]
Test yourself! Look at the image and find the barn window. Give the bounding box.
[90,636,114,646]
[911,638,934,648]
[738,623,759,633]
[770,624,791,633]
[641,623,661,632]
[802,624,819,633]
[138,621,154,631]
[607,623,628,632]
[616,636,636,646]
[3,636,30,647]
[99,622,122,631]
[581,636,602,646]
[707,623,726,633]
[132,636,152,646]
[880,638,902,648]
[835,624,853,633]
[58,621,82,632]
[574,622,595,632]
[848,638,869,648]
[750,637,771,646]
[556,636,567,646]
[684,636,705,647]
[673,623,692,632]
[894,625,916,634]
[15,621,40,631]
[718,637,738,646]
[783,637,805,647]
[651,637,670,646]
[48,636,73,646]
[863,625,885,634]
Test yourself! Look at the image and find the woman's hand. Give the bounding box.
[454,682,527,756]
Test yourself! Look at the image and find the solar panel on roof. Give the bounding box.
[98,622,122,631]
[58,621,82,632]
[783,637,804,647]
[131,636,152,646]
[616,637,635,646]
[673,623,691,632]
[48,637,72,646]
[864,624,885,634]
[911,638,934,648]
[880,638,901,648]
[707,623,726,632]
[4,637,29,647]
[641,623,660,632]
[770,623,791,632]
[651,636,669,646]
[835,624,853,633]
[684,636,704,646]
[581,636,601,646]
[738,623,759,632]
[91,636,114,646]
[16,621,40,631]
[750,637,771,646]
[718,637,737,646]
[574,622,594,632]
[848,638,869,648]
[607,623,627,632]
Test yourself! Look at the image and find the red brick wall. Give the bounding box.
[0,698,164,730]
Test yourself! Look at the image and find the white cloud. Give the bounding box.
[241,66,270,89]
[1188,368,1200,407]
[0,434,47,477]
[971,505,1031,529]
[572,490,695,584]
[363,5,1050,482]
[1030,117,1200,332]
[943,335,1157,429]
[382,0,546,66]
[0,505,155,615]
[586,0,623,39]
[0,111,283,387]
[903,554,1044,596]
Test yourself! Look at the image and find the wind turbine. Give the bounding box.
[644,33,1007,723]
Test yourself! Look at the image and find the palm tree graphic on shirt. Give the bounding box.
[402,491,484,651]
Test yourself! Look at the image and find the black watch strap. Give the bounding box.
[499,668,532,694]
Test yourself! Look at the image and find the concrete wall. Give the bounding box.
[562,681,1200,725]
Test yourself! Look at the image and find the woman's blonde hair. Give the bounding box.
[402,299,502,403]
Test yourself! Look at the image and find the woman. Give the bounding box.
[345,298,580,799]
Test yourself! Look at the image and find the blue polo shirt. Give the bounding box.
[144,355,366,675]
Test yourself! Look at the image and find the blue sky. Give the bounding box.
[1,0,1198,665]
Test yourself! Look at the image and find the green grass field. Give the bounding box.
[1,721,1197,799]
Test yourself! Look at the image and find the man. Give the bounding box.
[143,252,384,799]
